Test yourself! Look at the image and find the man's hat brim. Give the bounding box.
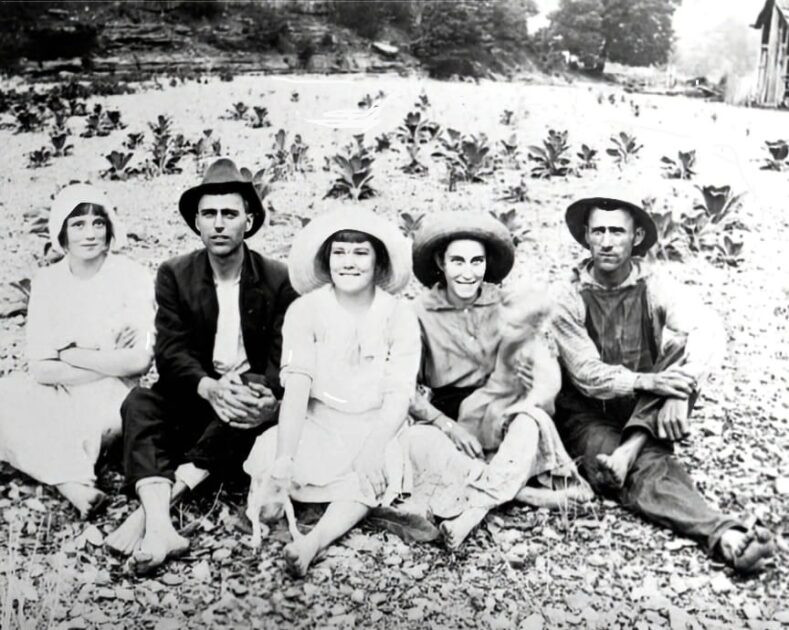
[565,197,657,257]
[178,180,265,238]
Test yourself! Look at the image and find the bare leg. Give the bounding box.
[284,501,369,578]
[596,429,649,490]
[105,479,191,555]
[56,483,107,520]
[442,414,541,550]
[129,480,190,574]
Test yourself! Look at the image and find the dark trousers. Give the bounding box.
[121,385,269,491]
[556,341,741,553]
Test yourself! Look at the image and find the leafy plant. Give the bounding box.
[528,129,572,178]
[49,133,73,157]
[358,94,374,109]
[14,106,45,133]
[499,109,514,126]
[143,115,188,177]
[26,147,52,168]
[374,133,392,153]
[266,129,312,180]
[401,144,428,175]
[124,132,145,150]
[396,111,436,146]
[325,136,377,201]
[415,91,430,111]
[102,150,136,180]
[80,104,115,138]
[576,144,598,170]
[681,185,745,253]
[105,110,126,130]
[607,132,642,167]
[249,106,272,128]
[399,211,425,238]
[499,177,529,203]
[489,208,529,247]
[762,140,788,171]
[433,132,495,184]
[661,150,696,179]
[500,133,518,158]
[290,91,300,102]
[643,197,685,262]
[67,98,88,117]
[715,233,745,267]
[227,102,249,121]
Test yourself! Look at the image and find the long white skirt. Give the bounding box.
[0,373,129,486]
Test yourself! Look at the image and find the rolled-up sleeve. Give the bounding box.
[552,283,639,399]
[279,297,316,384]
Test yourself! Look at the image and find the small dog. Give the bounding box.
[246,466,302,548]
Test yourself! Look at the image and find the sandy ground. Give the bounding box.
[0,74,787,628]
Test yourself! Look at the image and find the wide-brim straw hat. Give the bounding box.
[565,196,657,257]
[49,183,127,255]
[178,157,265,238]
[287,207,412,295]
[412,211,515,287]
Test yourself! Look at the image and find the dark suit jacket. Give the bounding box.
[152,244,297,399]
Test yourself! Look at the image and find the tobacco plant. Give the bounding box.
[500,110,514,126]
[399,211,425,238]
[324,136,377,201]
[400,144,428,175]
[489,208,529,247]
[374,133,392,153]
[250,106,272,128]
[124,132,145,150]
[102,151,136,180]
[576,144,598,170]
[661,150,696,180]
[267,129,311,180]
[607,132,642,167]
[396,111,435,146]
[715,234,745,267]
[227,102,249,121]
[681,185,745,253]
[14,105,46,133]
[50,133,74,157]
[143,115,188,177]
[26,147,52,169]
[762,140,789,171]
[499,177,529,203]
[528,129,572,178]
[643,197,686,262]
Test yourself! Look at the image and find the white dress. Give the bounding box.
[243,285,421,507]
[0,254,154,486]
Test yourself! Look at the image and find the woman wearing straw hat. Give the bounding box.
[243,206,420,577]
[0,184,154,518]
[408,211,591,548]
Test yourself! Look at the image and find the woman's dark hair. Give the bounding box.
[57,203,114,250]
[318,229,390,280]
[433,236,487,286]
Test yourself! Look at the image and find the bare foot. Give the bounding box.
[283,534,321,578]
[595,452,630,489]
[439,507,488,551]
[130,526,189,575]
[720,526,774,574]
[105,508,145,556]
[516,482,595,509]
[56,483,107,520]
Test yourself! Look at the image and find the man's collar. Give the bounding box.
[421,282,501,311]
[572,257,651,289]
[199,244,257,285]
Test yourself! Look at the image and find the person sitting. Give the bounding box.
[105,158,297,573]
[243,206,420,577]
[407,211,591,550]
[0,184,154,518]
[552,194,775,573]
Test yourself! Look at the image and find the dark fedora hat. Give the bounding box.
[565,196,657,257]
[178,158,265,238]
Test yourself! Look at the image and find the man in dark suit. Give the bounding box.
[105,158,297,573]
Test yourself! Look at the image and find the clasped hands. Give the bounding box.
[199,373,278,429]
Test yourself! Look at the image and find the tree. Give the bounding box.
[547,0,679,70]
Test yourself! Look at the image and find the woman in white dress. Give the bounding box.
[0,184,155,518]
[243,207,419,576]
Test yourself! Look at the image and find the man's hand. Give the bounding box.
[515,357,534,393]
[637,367,697,399]
[114,325,138,349]
[199,374,276,429]
[439,416,484,459]
[656,397,690,441]
[353,442,389,500]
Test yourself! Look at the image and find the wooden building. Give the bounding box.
[753,0,789,106]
